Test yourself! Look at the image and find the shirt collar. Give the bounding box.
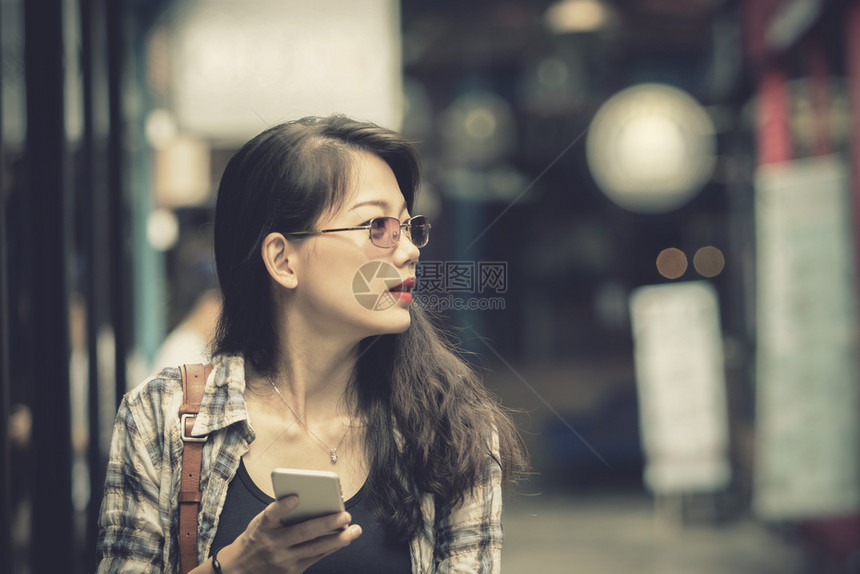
[189,353,253,440]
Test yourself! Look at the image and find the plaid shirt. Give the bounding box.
[97,353,503,573]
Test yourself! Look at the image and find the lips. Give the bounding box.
[388,277,416,303]
[388,277,416,294]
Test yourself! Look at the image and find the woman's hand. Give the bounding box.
[210,495,362,574]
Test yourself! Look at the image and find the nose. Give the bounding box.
[392,230,420,268]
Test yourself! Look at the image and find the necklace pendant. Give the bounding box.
[330,449,338,464]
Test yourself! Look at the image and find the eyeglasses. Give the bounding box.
[286,215,431,249]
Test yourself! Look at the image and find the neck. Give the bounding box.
[261,318,361,421]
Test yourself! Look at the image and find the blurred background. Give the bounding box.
[2,0,860,572]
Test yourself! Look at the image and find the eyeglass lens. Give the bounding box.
[409,216,430,247]
[370,216,430,248]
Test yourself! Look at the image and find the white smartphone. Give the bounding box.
[271,468,346,527]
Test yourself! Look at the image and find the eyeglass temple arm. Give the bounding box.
[285,219,428,237]
[286,226,370,236]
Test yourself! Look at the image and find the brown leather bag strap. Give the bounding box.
[178,363,212,574]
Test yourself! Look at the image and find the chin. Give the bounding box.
[380,311,413,335]
[364,307,412,336]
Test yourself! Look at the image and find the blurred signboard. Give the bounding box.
[629,281,731,494]
[169,0,402,142]
[754,155,860,519]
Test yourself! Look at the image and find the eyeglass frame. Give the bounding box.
[285,215,431,249]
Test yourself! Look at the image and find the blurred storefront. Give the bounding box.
[2,0,860,572]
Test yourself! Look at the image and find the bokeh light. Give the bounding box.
[693,246,725,277]
[586,83,717,213]
[544,0,612,34]
[146,208,179,251]
[440,90,516,165]
[656,247,688,279]
[144,108,177,149]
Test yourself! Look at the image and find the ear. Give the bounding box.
[261,232,300,289]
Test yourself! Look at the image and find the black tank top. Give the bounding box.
[210,460,411,573]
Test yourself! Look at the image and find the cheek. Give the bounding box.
[305,248,371,303]
[300,240,398,315]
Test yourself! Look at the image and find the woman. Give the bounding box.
[97,115,527,573]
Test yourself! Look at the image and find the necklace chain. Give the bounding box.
[267,378,351,464]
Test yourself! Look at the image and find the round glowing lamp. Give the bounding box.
[587,83,716,214]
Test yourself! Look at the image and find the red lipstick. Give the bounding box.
[388,277,416,303]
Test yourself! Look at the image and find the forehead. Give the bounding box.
[343,151,408,213]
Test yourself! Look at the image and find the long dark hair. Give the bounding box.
[212,115,527,540]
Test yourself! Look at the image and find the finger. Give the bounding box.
[292,524,363,562]
[282,511,353,547]
[260,495,300,528]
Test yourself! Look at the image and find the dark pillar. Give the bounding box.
[23,0,74,571]
[80,0,111,568]
[107,0,129,407]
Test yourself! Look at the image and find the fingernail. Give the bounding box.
[285,495,299,508]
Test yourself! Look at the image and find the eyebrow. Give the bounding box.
[349,199,408,213]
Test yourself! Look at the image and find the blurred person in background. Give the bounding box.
[151,287,221,373]
[152,222,221,373]
[97,115,527,573]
